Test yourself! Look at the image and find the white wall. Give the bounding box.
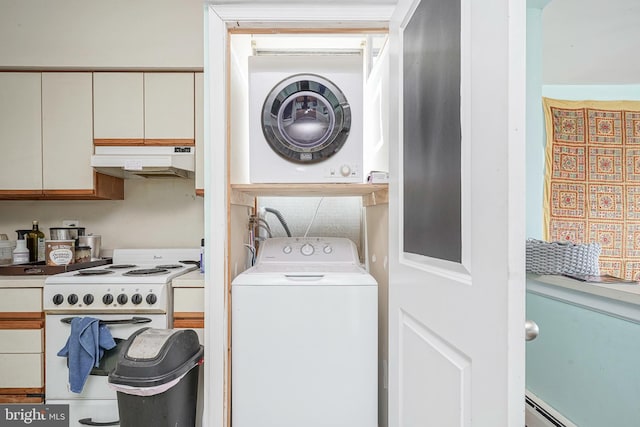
[0,179,204,254]
[0,0,203,69]
[543,0,640,84]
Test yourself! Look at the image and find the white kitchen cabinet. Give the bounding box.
[93,72,195,144]
[0,72,123,200]
[93,72,144,141]
[172,271,204,341]
[195,72,204,193]
[0,286,44,403]
[42,72,94,190]
[0,73,43,194]
[144,72,195,141]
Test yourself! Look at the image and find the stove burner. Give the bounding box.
[155,264,184,269]
[108,264,138,269]
[123,268,169,276]
[74,269,115,276]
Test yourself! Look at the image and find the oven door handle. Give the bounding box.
[60,316,153,325]
[78,418,119,426]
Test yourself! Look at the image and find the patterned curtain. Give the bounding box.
[543,97,640,280]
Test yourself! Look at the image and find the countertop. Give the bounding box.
[172,270,204,288]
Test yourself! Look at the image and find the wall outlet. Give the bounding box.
[62,220,80,227]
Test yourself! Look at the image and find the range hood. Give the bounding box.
[91,146,195,179]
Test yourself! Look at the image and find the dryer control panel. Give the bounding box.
[257,237,359,264]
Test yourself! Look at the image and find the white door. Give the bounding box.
[388,0,526,426]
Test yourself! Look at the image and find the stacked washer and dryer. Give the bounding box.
[232,55,377,426]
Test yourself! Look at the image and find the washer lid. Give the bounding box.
[261,74,351,163]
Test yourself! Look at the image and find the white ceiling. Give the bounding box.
[543,0,640,84]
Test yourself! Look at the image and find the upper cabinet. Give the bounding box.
[93,72,144,142]
[0,73,43,194]
[41,73,94,191]
[93,72,195,146]
[0,72,124,200]
[144,73,195,142]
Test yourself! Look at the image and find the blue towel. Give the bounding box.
[57,317,116,393]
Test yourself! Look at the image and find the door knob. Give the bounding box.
[525,320,539,341]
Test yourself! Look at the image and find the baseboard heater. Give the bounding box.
[525,392,577,427]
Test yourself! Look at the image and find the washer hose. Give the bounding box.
[264,207,292,237]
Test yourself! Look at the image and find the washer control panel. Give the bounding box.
[258,237,359,264]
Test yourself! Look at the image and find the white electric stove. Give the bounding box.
[43,248,199,427]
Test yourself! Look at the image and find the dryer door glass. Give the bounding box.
[262,75,351,163]
[278,91,334,148]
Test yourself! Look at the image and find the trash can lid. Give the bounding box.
[108,328,203,388]
[126,328,180,360]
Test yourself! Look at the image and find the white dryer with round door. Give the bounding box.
[231,237,377,427]
[248,55,363,183]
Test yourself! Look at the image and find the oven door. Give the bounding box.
[45,313,167,400]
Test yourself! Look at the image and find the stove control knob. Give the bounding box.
[102,294,114,305]
[83,294,94,305]
[53,294,64,305]
[117,294,128,305]
[300,243,315,256]
[131,294,143,305]
[146,294,158,305]
[323,245,333,254]
[67,294,78,305]
[283,245,292,254]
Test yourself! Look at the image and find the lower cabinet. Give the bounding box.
[173,287,204,340]
[0,288,44,403]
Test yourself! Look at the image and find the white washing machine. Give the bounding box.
[231,237,377,427]
[249,55,363,183]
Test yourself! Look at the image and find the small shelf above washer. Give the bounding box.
[230,183,388,207]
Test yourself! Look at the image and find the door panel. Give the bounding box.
[388,0,527,426]
[399,313,470,427]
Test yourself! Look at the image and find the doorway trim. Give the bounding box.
[204,4,393,427]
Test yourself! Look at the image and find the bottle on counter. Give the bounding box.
[13,239,30,264]
[26,220,45,262]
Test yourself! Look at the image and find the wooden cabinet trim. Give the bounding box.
[142,139,196,146]
[95,138,195,146]
[0,312,44,321]
[94,138,146,146]
[174,312,204,329]
[0,388,45,403]
[174,319,205,329]
[39,172,123,200]
[0,190,44,200]
[0,312,44,329]
[0,172,123,200]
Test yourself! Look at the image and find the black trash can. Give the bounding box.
[108,328,204,427]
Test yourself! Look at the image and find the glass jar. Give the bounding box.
[75,246,92,264]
